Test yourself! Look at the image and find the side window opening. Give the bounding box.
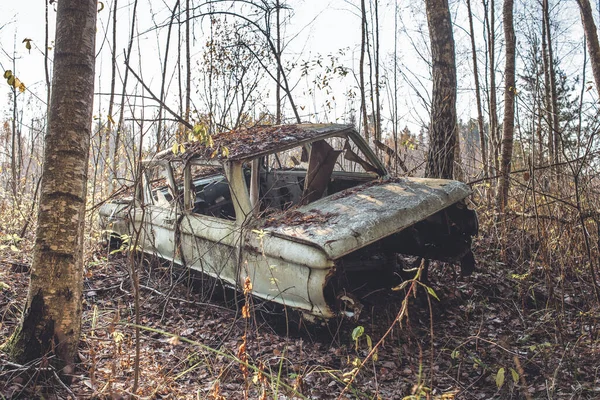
[144,164,175,208]
[188,164,236,220]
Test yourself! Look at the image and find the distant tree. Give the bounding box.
[4,0,97,375]
[424,0,457,179]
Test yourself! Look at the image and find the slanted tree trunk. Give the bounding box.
[497,0,515,211]
[424,0,457,179]
[5,0,96,375]
[576,0,600,96]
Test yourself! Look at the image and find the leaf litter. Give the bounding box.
[1,219,600,399]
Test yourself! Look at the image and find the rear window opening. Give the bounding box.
[249,136,382,215]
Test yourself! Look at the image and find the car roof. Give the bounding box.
[154,123,357,163]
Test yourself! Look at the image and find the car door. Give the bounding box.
[141,161,178,262]
[177,162,242,290]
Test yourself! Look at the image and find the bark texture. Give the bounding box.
[5,0,97,374]
[497,0,515,211]
[576,0,600,97]
[425,0,457,179]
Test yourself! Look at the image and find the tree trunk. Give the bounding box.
[497,0,515,211]
[483,0,499,175]
[467,0,488,178]
[374,0,381,142]
[114,0,138,189]
[576,0,600,97]
[185,0,191,124]
[359,0,370,140]
[541,15,554,165]
[106,0,118,193]
[5,0,96,375]
[276,0,282,124]
[424,0,457,179]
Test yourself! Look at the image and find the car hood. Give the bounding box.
[262,177,472,260]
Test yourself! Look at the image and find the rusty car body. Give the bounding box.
[99,124,477,319]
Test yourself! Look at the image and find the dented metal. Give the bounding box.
[99,124,477,319]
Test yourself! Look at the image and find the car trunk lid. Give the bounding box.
[262,177,472,260]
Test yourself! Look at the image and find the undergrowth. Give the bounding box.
[0,169,599,399]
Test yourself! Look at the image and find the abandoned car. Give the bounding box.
[99,124,477,319]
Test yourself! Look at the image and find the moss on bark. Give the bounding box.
[3,291,55,364]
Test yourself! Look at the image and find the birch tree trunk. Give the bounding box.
[497,0,515,211]
[425,0,457,179]
[5,0,96,375]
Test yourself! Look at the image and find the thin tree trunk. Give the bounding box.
[393,1,399,174]
[374,0,381,142]
[541,16,554,165]
[542,0,560,168]
[114,0,138,187]
[10,78,17,201]
[497,0,515,211]
[157,1,181,149]
[185,0,191,124]
[5,0,96,374]
[359,0,369,140]
[366,3,377,141]
[543,0,560,168]
[467,0,488,178]
[45,0,51,107]
[424,0,457,179]
[106,0,118,193]
[276,0,282,124]
[484,0,499,174]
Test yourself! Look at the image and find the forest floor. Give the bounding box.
[1,209,600,399]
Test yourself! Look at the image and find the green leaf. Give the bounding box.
[510,368,519,383]
[495,367,505,389]
[425,285,440,301]
[351,326,364,342]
